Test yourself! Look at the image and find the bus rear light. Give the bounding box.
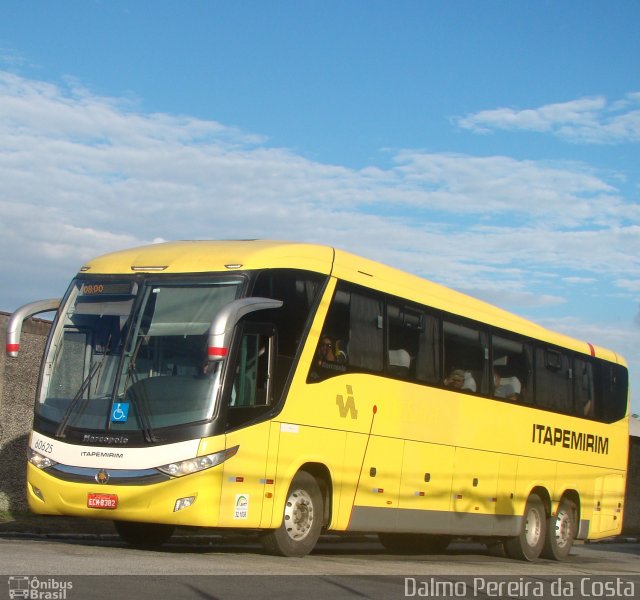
[174,496,196,512]
[5,343,19,357]
[157,445,239,478]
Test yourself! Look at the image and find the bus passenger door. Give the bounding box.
[218,325,276,528]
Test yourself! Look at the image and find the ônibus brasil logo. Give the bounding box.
[7,576,73,599]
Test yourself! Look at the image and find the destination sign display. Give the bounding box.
[81,282,135,296]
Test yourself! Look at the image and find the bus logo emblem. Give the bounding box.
[336,385,358,419]
[95,469,110,484]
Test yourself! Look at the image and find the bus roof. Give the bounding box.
[80,240,623,364]
[81,240,335,275]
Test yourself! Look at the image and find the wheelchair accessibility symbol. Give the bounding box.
[111,402,130,423]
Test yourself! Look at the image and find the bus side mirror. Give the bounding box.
[207,297,283,362]
[6,298,61,358]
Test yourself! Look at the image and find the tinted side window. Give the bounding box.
[252,269,324,357]
[594,362,628,423]
[308,282,383,382]
[387,302,440,383]
[349,290,384,371]
[574,356,595,417]
[535,348,572,413]
[253,269,325,399]
[492,335,532,403]
[443,321,487,394]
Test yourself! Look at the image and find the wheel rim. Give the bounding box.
[554,507,573,549]
[524,505,543,547]
[283,487,315,541]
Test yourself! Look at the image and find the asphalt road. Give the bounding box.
[0,534,638,599]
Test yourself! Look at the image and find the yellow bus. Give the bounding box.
[7,241,629,560]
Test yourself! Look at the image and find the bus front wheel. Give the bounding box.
[114,521,175,548]
[541,498,577,560]
[260,471,324,557]
[504,493,546,561]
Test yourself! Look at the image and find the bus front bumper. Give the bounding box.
[27,463,224,527]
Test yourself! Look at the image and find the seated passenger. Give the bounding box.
[317,336,336,365]
[493,368,521,400]
[309,334,347,381]
[334,339,348,365]
[444,368,477,392]
[388,349,411,377]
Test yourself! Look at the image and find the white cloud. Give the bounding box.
[562,276,597,285]
[456,93,640,144]
[0,74,637,297]
[386,151,635,228]
[0,72,638,303]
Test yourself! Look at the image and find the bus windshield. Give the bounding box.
[38,277,243,435]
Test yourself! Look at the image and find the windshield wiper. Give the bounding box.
[55,358,105,439]
[118,336,157,443]
[123,371,158,444]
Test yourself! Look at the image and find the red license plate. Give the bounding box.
[87,493,118,509]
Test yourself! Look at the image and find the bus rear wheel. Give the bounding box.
[504,493,546,561]
[114,521,175,548]
[260,471,323,557]
[541,498,577,560]
[379,533,450,554]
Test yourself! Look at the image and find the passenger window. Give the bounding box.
[443,321,487,393]
[415,312,440,384]
[349,291,383,371]
[387,303,416,378]
[492,335,532,403]
[387,303,440,383]
[308,282,383,382]
[594,362,628,423]
[574,356,595,417]
[535,348,572,413]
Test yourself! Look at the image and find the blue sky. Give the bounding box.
[0,1,639,413]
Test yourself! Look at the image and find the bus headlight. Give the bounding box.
[28,448,58,470]
[157,445,239,477]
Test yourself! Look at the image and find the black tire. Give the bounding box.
[486,540,507,557]
[379,533,450,554]
[114,521,175,549]
[260,471,324,557]
[541,498,577,560]
[504,493,546,561]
